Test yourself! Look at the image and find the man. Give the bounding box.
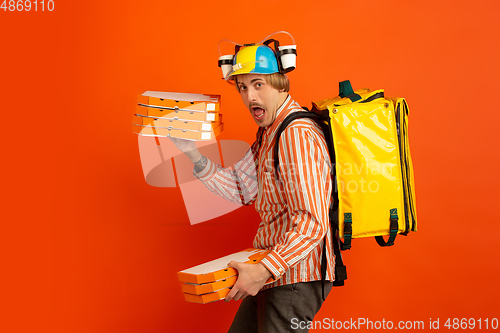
[172,43,336,332]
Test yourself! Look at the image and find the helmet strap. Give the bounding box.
[263,39,285,73]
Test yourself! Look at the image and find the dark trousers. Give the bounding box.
[227,281,333,333]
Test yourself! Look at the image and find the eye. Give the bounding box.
[239,85,247,91]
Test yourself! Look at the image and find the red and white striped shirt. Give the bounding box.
[194,95,336,289]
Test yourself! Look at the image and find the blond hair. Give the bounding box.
[234,73,290,93]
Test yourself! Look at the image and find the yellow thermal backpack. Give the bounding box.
[274,80,417,285]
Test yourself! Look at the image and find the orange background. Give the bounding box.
[1,0,499,332]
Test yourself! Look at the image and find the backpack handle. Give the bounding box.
[339,80,362,102]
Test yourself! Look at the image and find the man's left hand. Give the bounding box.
[224,262,273,302]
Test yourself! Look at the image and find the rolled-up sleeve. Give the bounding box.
[193,141,260,206]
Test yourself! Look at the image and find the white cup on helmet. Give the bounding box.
[278,45,297,72]
[218,55,234,79]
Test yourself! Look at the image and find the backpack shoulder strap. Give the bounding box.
[273,110,323,176]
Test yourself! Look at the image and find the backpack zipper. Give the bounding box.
[401,100,417,231]
[396,103,411,233]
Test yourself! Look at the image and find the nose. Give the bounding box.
[246,87,257,103]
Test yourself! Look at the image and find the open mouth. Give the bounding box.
[251,106,266,120]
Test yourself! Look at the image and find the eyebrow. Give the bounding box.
[238,78,264,87]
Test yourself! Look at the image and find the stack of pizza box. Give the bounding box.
[132,91,223,141]
[177,248,272,304]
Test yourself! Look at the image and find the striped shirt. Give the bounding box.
[194,95,336,289]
